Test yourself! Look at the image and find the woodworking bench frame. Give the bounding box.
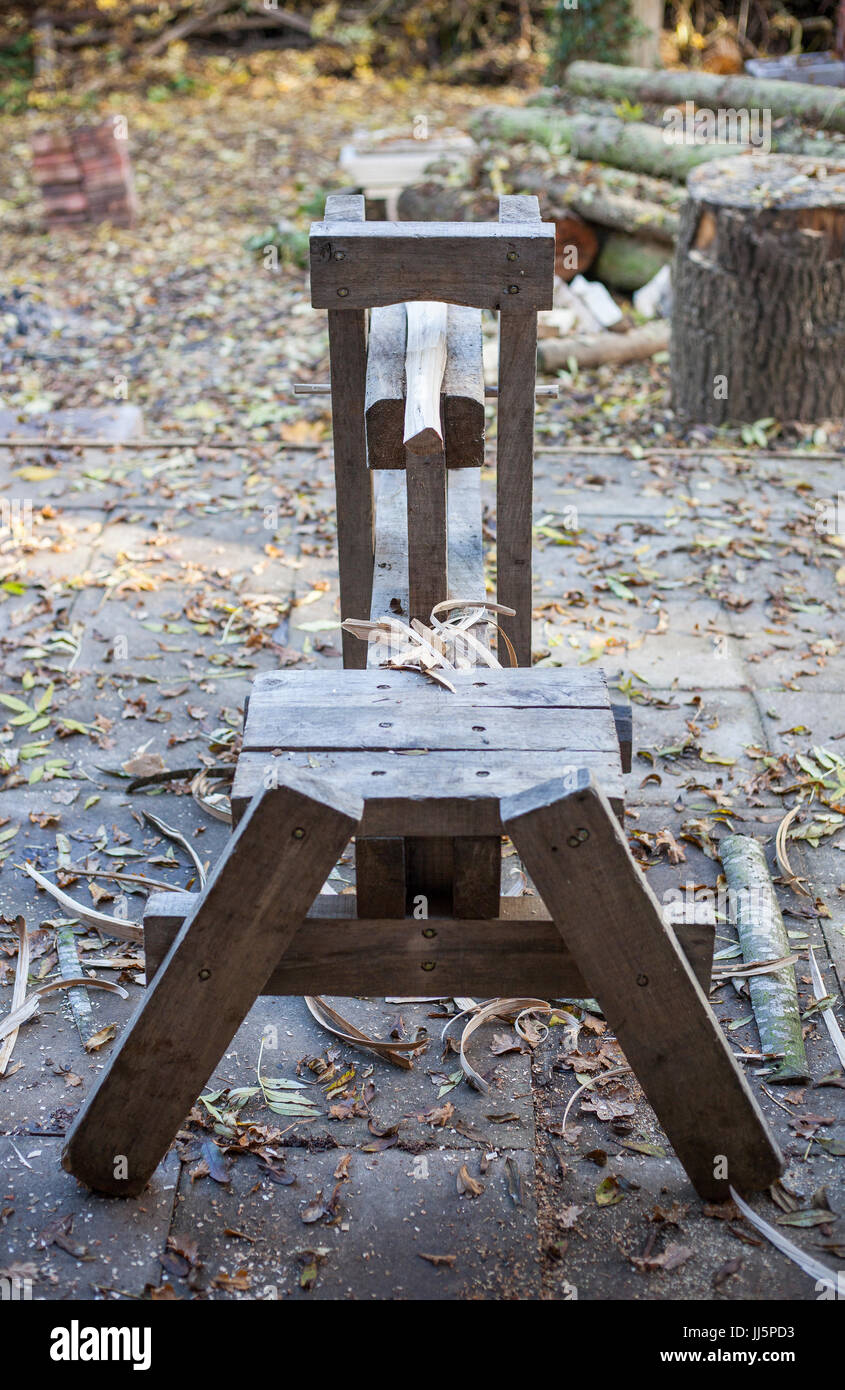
[62,196,783,1204]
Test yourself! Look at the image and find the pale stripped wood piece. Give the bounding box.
[502,772,783,1199]
[62,774,362,1196]
[403,302,447,455]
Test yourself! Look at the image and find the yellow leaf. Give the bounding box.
[14,466,56,482]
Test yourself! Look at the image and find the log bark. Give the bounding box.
[720,834,810,1084]
[469,108,844,182]
[671,154,845,424]
[565,60,845,137]
[595,231,672,290]
[538,321,669,371]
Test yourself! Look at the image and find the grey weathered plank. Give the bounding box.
[310,220,555,311]
[442,307,485,468]
[249,666,612,707]
[365,304,406,469]
[365,306,485,469]
[243,697,619,753]
[324,192,372,669]
[232,750,625,833]
[63,773,362,1196]
[502,772,783,1199]
[143,892,714,998]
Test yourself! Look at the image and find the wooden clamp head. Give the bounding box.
[310,194,555,313]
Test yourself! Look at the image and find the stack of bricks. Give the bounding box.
[31,121,137,230]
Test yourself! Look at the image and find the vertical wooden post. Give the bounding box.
[325,192,373,670]
[497,194,540,668]
[406,451,447,624]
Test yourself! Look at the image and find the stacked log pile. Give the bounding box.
[31,121,137,229]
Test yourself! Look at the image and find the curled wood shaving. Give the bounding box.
[0,976,129,1044]
[304,996,427,1071]
[560,1065,633,1139]
[0,917,28,1075]
[442,998,550,1094]
[729,1186,837,1294]
[775,803,811,897]
[22,862,143,944]
[342,599,517,688]
[142,809,208,888]
[191,769,233,824]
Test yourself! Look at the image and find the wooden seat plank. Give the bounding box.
[233,749,625,833]
[242,699,621,753]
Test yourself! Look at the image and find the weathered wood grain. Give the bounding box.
[496,195,543,667]
[324,192,372,669]
[502,772,783,1199]
[310,219,555,311]
[143,891,714,998]
[356,836,406,919]
[62,773,362,1196]
[403,302,447,455]
[365,306,485,469]
[233,749,625,833]
[249,665,613,706]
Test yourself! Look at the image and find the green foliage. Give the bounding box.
[0,31,33,112]
[548,0,643,79]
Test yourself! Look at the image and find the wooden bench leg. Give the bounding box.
[62,773,362,1196]
[502,771,783,1200]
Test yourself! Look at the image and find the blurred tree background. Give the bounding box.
[1,0,843,112]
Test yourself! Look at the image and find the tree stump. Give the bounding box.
[671,154,845,424]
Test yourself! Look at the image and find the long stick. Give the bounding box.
[720,834,810,1084]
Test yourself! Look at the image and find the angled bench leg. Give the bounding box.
[502,772,783,1200]
[63,773,362,1196]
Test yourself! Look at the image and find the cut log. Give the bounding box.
[553,209,599,279]
[404,167,680,245]
[403,302,448,455]
[538,320,669,371]
[719,834,810,1084]
[594,230,673,290]
[564,60,845,137]
[671,154,845,424]
[469,108,843,182]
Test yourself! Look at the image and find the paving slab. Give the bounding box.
[168,1143,538,1300]
[0,1135,179,1300]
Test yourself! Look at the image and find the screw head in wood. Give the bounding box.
[507,250,519,261]
[422,927,436,939]
[577,828,589,842]
[337,287,349,297]
[292,827,306,839]
[636,973,648,987]
[421,961,436,972]
[507,284,520,294]
[333,250,345,261]
[198,968,211,981]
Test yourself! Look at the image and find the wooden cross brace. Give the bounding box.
[62,769,782,1202]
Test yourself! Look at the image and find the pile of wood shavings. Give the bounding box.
[342,598,517,692]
